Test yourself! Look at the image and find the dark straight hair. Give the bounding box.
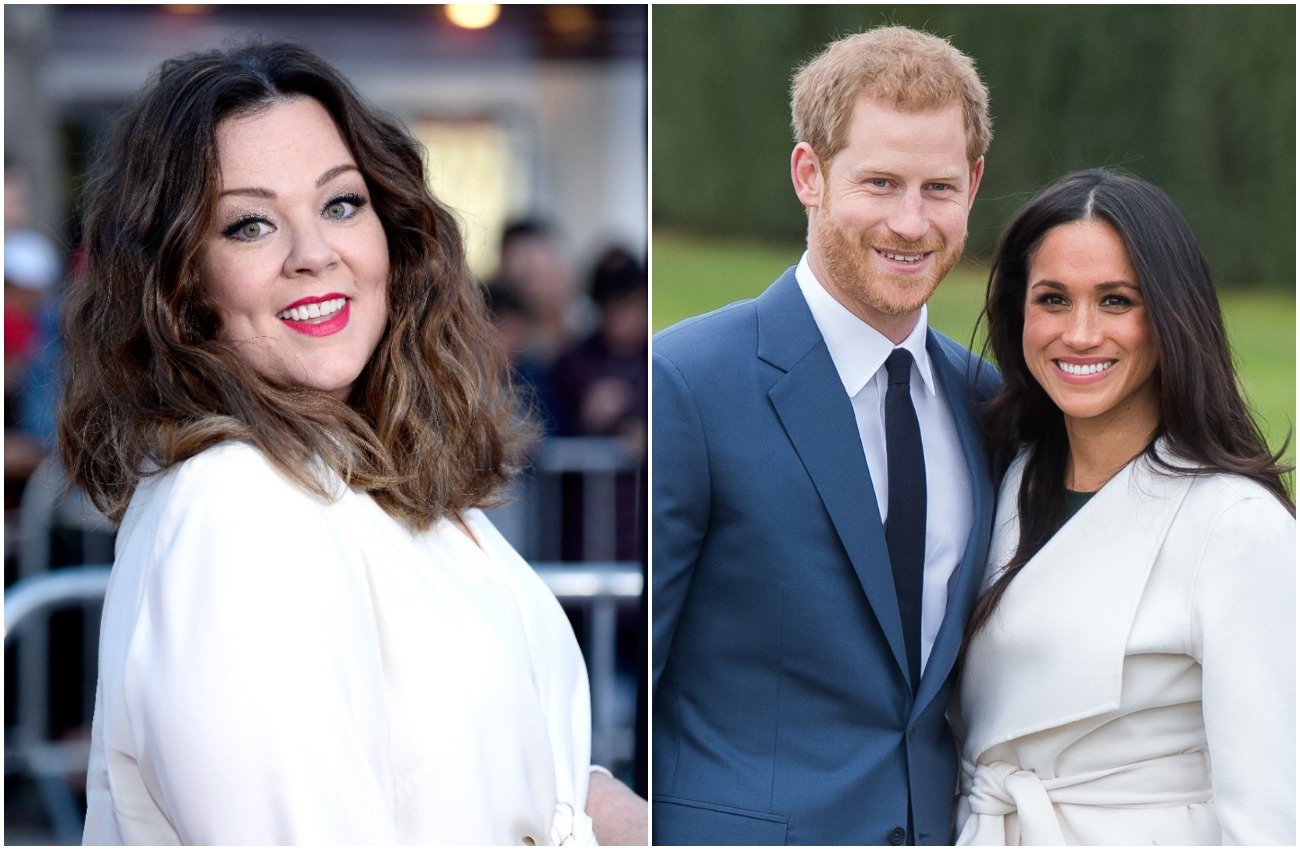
[966,168,1293,639]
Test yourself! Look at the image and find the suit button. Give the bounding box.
[888,826,906,844]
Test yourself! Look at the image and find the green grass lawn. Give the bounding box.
[653,230,1296,470]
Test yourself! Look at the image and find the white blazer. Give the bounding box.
[82,442,597,845]
[956,446,1295,845]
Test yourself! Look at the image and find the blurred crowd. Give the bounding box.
[488,220,648,452]
[5,164,66,527]
[486,221,647,563]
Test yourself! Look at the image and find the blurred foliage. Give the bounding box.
[652,5,1296,286]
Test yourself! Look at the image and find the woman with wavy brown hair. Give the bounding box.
[955,169,1294,844]
[65,41,641,845]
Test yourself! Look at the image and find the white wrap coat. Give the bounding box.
[956,447,1295,845]
[82,442,598,845]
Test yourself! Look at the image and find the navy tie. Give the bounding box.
[884,349,925,694]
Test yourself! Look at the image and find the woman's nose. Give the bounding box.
[1061,306,1102,349]
[283,220,340,277]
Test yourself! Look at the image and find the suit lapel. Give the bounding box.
[758,271,910,683]
[913,333,996,713]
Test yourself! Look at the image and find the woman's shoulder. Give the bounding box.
[1178,469,1294,530]
[1167,470,1295,598]
[126,441,341,532]
[116,441,366,603]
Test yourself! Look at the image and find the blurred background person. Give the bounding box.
[485,283,563,437]
[550,245,647,566]
[493,218,599,364]
[552,246,648,450]
[4,164,63,494]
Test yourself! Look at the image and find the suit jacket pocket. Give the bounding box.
[653,795,789,846]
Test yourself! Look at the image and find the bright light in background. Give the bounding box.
[414,119,517,279]
[445,4,500,30]
[161,4,212,14]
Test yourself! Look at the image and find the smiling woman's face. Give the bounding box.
[1021,219,1159,432]
[198,96,389,400]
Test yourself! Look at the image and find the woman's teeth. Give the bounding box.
[1056,360,1115,376]
[277,297,346,322]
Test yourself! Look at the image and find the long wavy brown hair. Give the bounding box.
[60,41,530,530]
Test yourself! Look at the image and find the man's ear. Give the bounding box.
[791,142,824,209]
[967,155,985,206]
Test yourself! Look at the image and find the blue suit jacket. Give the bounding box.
[652,268,1000,845]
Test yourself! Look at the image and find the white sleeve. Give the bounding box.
[471,511,597,845]
[1190,495,1296,845]
[124,447,397,844]
[540,624,597,847]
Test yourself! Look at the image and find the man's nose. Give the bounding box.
[885,191,928,243]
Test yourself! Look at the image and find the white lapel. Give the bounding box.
[961,444,1194,760]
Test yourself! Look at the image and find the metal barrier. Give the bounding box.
[4,566,113,845]
[4,567,113,637]
[535,562,643,768]
[528,436,641,562]
[12,455,115,824]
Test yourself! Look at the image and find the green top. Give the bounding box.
[1064,488,1096,520]
[1035,489,1099,559]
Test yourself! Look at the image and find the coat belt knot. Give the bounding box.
[957,751,1212,845]
[549,800,596,845]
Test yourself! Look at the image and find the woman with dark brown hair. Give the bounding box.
[65,42,641,845]
[955,169,1294,844]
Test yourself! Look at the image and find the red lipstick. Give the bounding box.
[277,293,350,337]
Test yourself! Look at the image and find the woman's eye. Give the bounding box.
[223,218,272,241]
[324,194,366,220]
[324,200,353,219]
[1102,295,1134,308]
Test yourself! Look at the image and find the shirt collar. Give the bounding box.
[795,251,937,398]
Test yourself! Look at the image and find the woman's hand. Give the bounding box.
[585,768,647,846]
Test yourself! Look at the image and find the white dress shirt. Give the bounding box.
[82,442,596,845]
[795,253,973,671]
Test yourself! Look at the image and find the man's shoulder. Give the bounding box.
[928,328,1001,402]
[653,296,761,369]
[655,297,759,350]
[654,265,805,367]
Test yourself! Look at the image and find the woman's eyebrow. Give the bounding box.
[219,164,359,198]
